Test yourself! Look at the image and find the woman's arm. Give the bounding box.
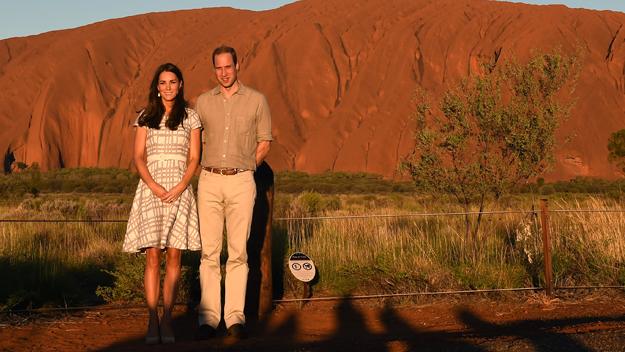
[163,128,201,202]
[134,126,168,200]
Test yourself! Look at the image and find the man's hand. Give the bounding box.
[256,140,271,166]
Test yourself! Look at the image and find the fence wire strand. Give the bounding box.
[4,208,623,223]
[3,207,625,313]
[4,286,625,313]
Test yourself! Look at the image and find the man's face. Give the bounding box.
[214,53,239,89]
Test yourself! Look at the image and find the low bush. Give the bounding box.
[274,170,413,195]
[102,186,121,194]
[74,186,89,193]
[96,251,200,305]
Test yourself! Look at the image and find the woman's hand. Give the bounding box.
[163,183,186,203]
[149,183,169,201]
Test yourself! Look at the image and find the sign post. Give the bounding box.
[289,252,316,302]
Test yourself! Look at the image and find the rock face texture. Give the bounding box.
[1,0,625,180]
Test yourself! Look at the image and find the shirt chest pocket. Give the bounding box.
[236,115,253,135]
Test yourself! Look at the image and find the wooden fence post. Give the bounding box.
[259,181,274,314]
[540,199,554,296]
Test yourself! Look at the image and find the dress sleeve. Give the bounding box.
[193,98,206,143]
[133,111,145,131]
[188,109,203,131]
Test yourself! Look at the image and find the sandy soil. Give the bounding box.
[2,292,625,352]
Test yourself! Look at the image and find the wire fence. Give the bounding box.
[2,208,625,223]
[0,219,127,223]
[2,204,625,313]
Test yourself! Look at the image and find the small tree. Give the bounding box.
[28,162,42,197]
[400,46,584,262]
[607,129,625,172]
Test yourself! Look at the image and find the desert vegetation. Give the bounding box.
[401,46,584,263]
[2,167,625,311]
[276,191,625,297]
[0,45,620,310]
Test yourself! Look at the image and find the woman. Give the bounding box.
[122,63,202,344]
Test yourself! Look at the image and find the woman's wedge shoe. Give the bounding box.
[145,336,160,344]
[160,334,175,344]
[160,325,175,344]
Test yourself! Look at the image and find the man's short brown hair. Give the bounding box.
[212,46,238,67]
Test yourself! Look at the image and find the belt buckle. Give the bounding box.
[220,169,225,176]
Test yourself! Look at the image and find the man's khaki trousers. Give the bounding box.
[197,170,256,328]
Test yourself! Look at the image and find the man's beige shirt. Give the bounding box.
[194,82,273,171]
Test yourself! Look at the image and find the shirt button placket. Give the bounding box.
[223,98,231,163]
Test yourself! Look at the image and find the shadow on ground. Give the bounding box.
[92,297,625,352]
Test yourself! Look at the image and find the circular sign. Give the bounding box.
[288,252,316,282]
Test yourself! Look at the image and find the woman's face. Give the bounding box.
[157,71,182,102]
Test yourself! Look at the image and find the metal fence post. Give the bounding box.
[540,199,554,296]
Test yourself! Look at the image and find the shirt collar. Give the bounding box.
[211,81,247,96]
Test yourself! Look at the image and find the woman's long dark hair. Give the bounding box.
[138,63,189,130]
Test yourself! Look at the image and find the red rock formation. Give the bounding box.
[1,0,625,181]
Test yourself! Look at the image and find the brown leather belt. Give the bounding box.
[202,166,245,175]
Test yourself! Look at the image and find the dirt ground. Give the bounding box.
[2,291,625,352]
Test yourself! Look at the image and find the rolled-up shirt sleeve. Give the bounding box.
[256,95,273,142]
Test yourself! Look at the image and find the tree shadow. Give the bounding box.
[89,294,625,351]
[456,308,598,351]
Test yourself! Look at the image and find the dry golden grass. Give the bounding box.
[2,193,625,308]
[276,194,625,296]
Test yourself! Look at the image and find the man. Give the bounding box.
[194,46,272,340]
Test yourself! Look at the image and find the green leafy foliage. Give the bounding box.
[96,255,147,304]
[607,129,625,172]
[0,177,29,200]
[400,46,585,261]
[274,170,411,195]
[28,162,42,197]
[96,252,200,305]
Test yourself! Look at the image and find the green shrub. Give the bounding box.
[42,179,63,192]
[74,186,89,193]
[273,195,292,218]
[387,194,405,207]
[539,185,556,195]
[275,170,308,180]
[2,178,29,197]
[96,255,146,304]
[345,196,365,207]
[363,194,377,202]
[352,184,368,194]
[62,181,77,193]
[331,171,350,180]
[102,186,121,194]
[97,253,199,305]
[276,183,304,194]
[299,191,325,214]
[326,195,342,211]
